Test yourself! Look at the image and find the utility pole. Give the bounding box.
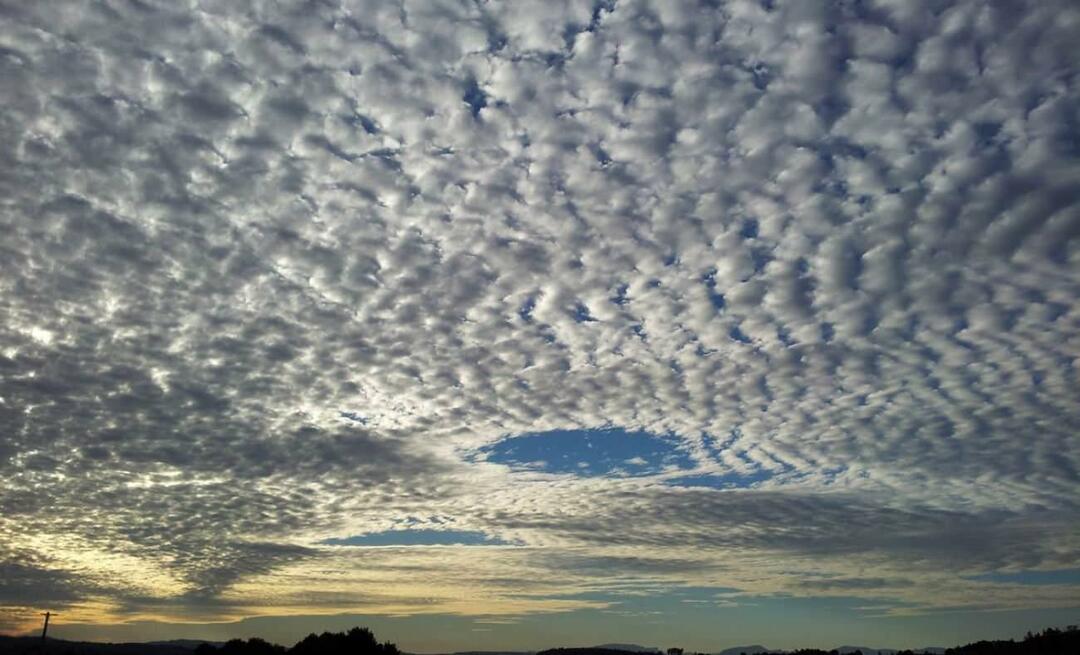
[41,611,54,640]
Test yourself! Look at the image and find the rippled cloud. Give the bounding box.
[1,0,1078,641]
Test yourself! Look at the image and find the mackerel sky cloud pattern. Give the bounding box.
[1,0,1079,646]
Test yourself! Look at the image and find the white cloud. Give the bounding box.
[1,0,1079,632]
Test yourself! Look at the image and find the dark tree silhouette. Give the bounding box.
[190,627,399,655]
[943,624,1080,654]
[289,627,399,655]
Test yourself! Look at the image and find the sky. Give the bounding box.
[1,0,1079,651]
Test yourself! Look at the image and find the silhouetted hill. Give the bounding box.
[146,642,223,650]
[941,625,1080,654]
[711,647,945,655]
[0,635,205,655]
[592,645,660,654]
[537,648,646,655]
[713,645,772,655]
[833,649,945,655]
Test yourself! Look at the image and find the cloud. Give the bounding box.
[1,0,1078,636]
[795,577,915,592]
[321,530,513,547]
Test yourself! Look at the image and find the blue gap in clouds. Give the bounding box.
[463,78,487,118]
[702,268,726,311]
[665,470,774,490]
[729,325,753,344]
[518,296,536,322]
[573,302,596,323]
[321,529,509,547]
[479,428,695,477]
[610,283,629,306]
[966,568,1080,585]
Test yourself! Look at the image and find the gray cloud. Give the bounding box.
[795,577,916,592]
[1,0,1078,630]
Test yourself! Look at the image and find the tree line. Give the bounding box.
[192,627,400,655]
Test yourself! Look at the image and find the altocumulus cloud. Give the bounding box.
[1,0,1080,635]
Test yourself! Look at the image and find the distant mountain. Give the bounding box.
[708,645,944,655]
[537,648,649,655]
[591,644,661,653]
[713,645,772,655]
[834,647,943,655]
[146,640,224,649]
[0,635,199,655]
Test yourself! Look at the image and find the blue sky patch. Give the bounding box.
[965,568,1080,585]
[478,428,696,477]
[321,529,510,547]
[462,78,487,118]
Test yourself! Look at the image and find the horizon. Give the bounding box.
[8,589,1080,651]
[11,615,1080,652]
[2,0,1079,652]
